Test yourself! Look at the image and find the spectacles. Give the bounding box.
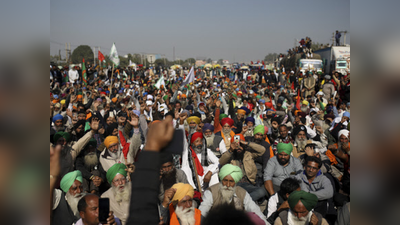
[113,177,126,184]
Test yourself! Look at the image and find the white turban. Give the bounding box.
[338,129,350,140]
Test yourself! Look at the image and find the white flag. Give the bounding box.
[181,66,195,86]
[154,75,165,89]
[109,43,120,66]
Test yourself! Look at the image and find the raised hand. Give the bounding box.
[90,117,100,132]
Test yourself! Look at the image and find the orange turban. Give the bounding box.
[237,109,246,115]
[112,97,117,103]
[171,183,194,202]
[77,95,83,99]
[181,94,187,98]
[104,136,119,149]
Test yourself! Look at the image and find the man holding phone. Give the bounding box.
[76,194,121,225]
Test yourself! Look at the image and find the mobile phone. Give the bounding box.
[99,198,110,224]
[233,135,241,143]
[163,129,184,154]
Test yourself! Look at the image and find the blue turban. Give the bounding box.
[53,94,59,99]
[343,111,350,119]
[245,117,255,125]
[106,90,110,94]
[132,110,140,117]
[202,123,214,132]
[52,114,63,123]
[185,105,194,111]
[259,99,266,104]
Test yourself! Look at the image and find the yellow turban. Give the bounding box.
[302,100,309,106]
[187,116,201,125]
[237,109,246,115]
[171,183,194,202]
[60,99,66,105]
[104,136,119,148]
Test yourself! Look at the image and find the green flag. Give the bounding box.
[109,43,120,66]
[82,58,87,85]
[154,75,165,89]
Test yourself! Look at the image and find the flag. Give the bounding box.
[109,43,120,66]
[98,50,105,62]
[154,75,165,89]
[251,61,253,65]
[82,58,87,85]
[291,82,295,90]
[296,89,301,110]
[181,66,194,86]
[262,60,265,65]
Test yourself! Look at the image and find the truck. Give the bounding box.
[314,46,350,75]
[279,53,323,74]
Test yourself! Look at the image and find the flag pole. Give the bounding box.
[110,64,114,98]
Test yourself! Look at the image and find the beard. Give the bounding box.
[205,133,215,148]
[300,106,308,113]
[66,191,85,217]
[175,205,196,225]
[219,183,236,204]
[295,136,307,150]
[192,144,203,154]
[189,126,197,136]
[112,183,131,203]
[277,157,289,165]
[84,152,98,168]
[54,125,65,132]
[233,149,245,160]
[108,149,121,160]
[222,128,231,136]
[287,209,312,225]
[254,137,263,144]
[161,168,177,191]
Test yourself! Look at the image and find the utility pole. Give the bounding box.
[173,46,175,62]
[65,43,68,62]
[93,46,96,66]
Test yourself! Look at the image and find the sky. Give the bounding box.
[50,0,349,63]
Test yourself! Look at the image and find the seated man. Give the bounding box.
[215,117,236,150]
[101,163,131,225]
[202,123,227,158]
[76,194,121,225]
[219,133,266,202]
[294,156,334,217]
[199,164,267,224]
[160,183,202,225]
[264,143,303,197]
[274,191,329,225]
[159,153,189,203]
[181,132,219,192]
[75,138,108,195]
[264,178,301,224]
[52,170,85,225]
[187,116,201,136]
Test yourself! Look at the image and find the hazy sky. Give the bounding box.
[51,0,349,63]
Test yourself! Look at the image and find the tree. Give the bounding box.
[71,45,94,64]
[264,53,278,63]
[217,59,223,64]
[206,58,212,63]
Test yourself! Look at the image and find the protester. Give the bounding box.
[199,164,267,224]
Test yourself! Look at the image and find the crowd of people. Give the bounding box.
[50,62,350,225]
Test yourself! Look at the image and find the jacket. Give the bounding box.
[219,142,266,185]
[294,170,334,201]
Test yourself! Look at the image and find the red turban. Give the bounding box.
[265,102,273,108]
[190,132,203,144]
[220,118,234,127]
